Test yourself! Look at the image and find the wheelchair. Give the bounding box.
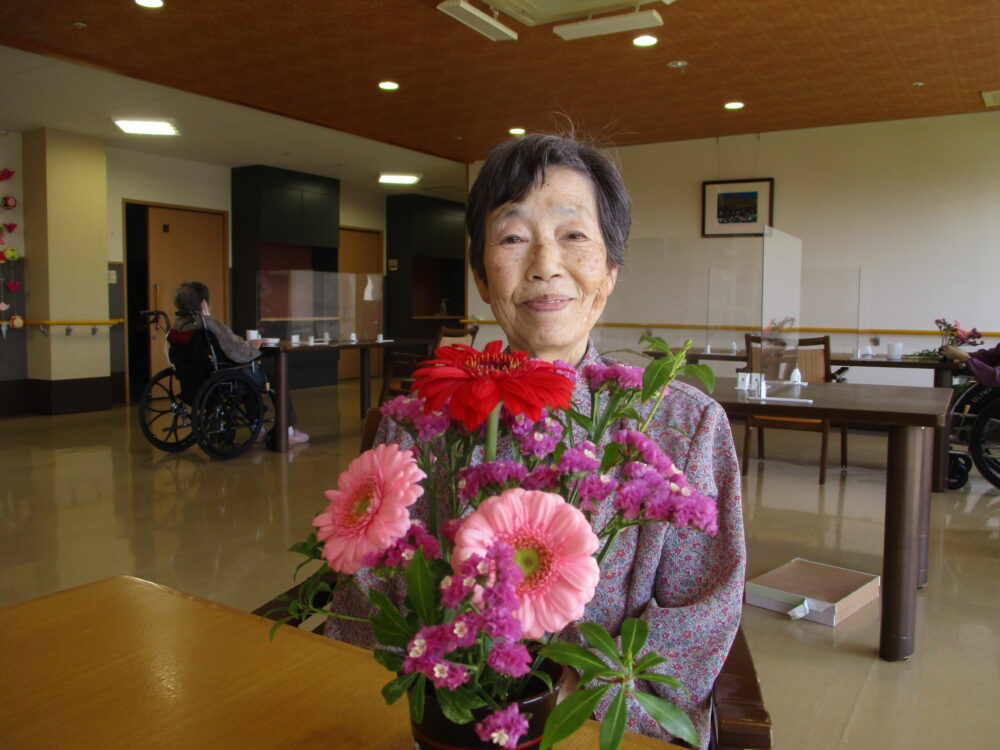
[946,379,1000,489]
[138,310,273,460]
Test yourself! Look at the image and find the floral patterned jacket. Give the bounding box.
[324,341,746,749]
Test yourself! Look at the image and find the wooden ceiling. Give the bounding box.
[2,0,997,163]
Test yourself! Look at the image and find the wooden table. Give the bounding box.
[694,377,952,661]
[0,576,680,749]
[687,349,962,491]
[269,337,433,450]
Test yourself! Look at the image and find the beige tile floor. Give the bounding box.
[1,381,997,749]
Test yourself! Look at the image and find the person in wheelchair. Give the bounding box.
[941,340,1000,388]
[171,281,310,445]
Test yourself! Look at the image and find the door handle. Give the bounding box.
[152,284,162,331]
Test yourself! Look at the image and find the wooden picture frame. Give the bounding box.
[702,178,774,237]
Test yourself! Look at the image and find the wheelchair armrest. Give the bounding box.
[831,366,849,383]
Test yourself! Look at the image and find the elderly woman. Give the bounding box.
[326,134,745,748]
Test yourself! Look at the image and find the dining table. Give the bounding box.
[686,348,962,492]
[688,376,952,661]
[0,576,682,749]
[268,336,433,450]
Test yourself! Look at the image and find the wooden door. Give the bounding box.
[338,228,384,379]
[147,207,228,376]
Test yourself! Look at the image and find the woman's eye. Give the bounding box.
[565,231,587,241]
[500,234,524,244]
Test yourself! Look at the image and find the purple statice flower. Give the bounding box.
[456,461,528,502]
[583,362,643,392]
[552,360,577,386]
[429,660,470,690]
[522,465,560,491]
[475,704,530,749]
[520,417,563,460]
[414,409,450,441]
[362,523,441,571]
[441,517,465,543]
[380,394,425,423]
[503,411,536,442]
[486,640,531,677]
[440,573,473,609]
[573,472,618,512]
[558,440,600,474]
[612,428,673,473]
[477,543,524,642]
[448,612,481,648]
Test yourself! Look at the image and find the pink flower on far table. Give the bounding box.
[312,444,426,574]
[453,488,600,639]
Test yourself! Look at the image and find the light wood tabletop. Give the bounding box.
[0,576,680,749]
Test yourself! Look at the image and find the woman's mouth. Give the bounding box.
[523,295,572,312]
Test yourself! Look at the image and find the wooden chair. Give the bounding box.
[254,408,771,749]
[378,325,479,404]
[743,334,848,484]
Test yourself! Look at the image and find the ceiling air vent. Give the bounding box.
[981,90,1000,108]
[489,0,677,26]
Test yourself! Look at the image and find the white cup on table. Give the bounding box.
[290,334,300,346]
[308,335,315,345]
[376,333,384,343]
[246,329,260,341]
[349,332,357,343]
[886,341,904,360]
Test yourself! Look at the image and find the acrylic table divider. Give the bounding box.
[0,576,681,749]
[685,377,952,661]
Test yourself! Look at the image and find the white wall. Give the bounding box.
[470,111,1000,384]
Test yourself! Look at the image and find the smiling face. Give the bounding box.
[474,167,618,365]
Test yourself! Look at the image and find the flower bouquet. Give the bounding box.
[935,318,983,348]
[275,336,718,750]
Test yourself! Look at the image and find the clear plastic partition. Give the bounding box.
[257,271,384,341]
[801,266,861,356]
[757,227,802,380]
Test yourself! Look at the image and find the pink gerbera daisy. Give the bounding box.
[453,488,600,639]
[313,444,426,574]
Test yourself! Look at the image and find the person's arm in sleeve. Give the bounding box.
[965,342,1000,388]
[202,315,260,363]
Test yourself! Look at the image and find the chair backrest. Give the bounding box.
[437,325,479,349]
[167,328,217,403]
[745,333,831,382]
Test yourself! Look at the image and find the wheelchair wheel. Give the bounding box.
[948,453,972,490]
[192,372,264,460]
[139,367,196,452]
[968,398,1000,489]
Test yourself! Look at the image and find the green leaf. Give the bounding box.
[680,362,716,393]
[578,666,617,687]
[404,550,437,625]
[540,685,611,750]
[409,674,426,723]
[368,588,415,649]
[381,671,417,705]
[566,408,596,434]
[641,357,673,401]
[599,441,622,474]
[539,642,610,673]
[600,688,628,750]
[434,687,476,724]
[620,618,648,661]
[373,648,404,673]
[633,652,668,674]
[638,334,672,354]
[579,622,622,666]
[633,691,699,748]
[637,672,682,688]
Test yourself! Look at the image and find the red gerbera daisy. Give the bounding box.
[411,341,574,431]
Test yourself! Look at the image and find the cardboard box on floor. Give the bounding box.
[745,558,880,626]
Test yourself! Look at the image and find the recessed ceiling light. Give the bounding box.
[135,0,164,7]
[666,60,687,69]
[379,81,399,91]
[633,35,658,47]
[724,101,745,110]
[379,173,421,185]
[912,82,925,88]
[114,119,179,135]
[508,127,526,136]
[72,22,87,29]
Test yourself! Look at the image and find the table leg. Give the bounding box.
[931,369,952,492]
[918,427,932,588]
[273,349,289,453]
[880,424,923,661]
[359,347,371,420]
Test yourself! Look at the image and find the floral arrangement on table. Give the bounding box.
[275,336,717,750]
[761,316,795,343]
[910,318,984,358]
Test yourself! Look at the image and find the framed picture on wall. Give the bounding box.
[702,178,774,237]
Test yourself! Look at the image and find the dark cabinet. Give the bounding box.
[259,184,302,244]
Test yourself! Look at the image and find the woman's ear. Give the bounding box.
[200,299,210,314]
[606,266,619,294]
[474,273,491,305]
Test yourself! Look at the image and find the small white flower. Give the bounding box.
[441,575,453,590]
[681,486,692,496]
[408,638,427,658]
[600,474,611,484]
[433,663,449,679]
[669,482,680,493]
[477,560,489,575]
[402,548,415,561]
[453,621,468,638]
[464,576,477,588]
[491,730,510,746]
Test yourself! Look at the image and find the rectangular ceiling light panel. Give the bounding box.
[437,1,518,41]
[553,9,663,40]
[114,119,180,135]
[490,1,676,26]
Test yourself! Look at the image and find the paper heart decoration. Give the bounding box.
[0,168,14,182]
[0,302,9,311]
[5,280,20,293]
[2,224,16,233]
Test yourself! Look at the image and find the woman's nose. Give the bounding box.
[526,237,563,280]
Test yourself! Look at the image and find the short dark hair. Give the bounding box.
[467,134,630,282]
[175,281,210,314]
